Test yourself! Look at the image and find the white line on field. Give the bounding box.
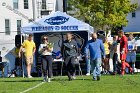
[20,82,45,93]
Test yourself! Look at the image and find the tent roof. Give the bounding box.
[21,11,94,34]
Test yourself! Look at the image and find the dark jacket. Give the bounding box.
[62,40,78,58]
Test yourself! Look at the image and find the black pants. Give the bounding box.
[15,57,22,67]
[113,53,118,72]
[65,56,76,79]
[42,55,52,78]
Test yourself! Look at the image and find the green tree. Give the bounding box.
[68,0,138,32]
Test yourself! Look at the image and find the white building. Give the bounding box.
[0,0,64,76]
[123,0,140,33]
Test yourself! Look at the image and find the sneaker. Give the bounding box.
[47,78,51,82]
[86,73,90,76]
[93,77,97,81]
[72,76,76,80]
[68,77,72,81]
[43,77,47,82]
[97,76,100,81]
[28,75,33,78]
[130,68,134,74]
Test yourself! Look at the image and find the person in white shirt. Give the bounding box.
[126,34,137,74]
[38,35,53,82]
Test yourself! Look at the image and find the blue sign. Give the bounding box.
[44,16,69,25]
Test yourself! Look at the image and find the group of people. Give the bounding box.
[11,30,137,82]
[85,30,137,81]
[16,33,78,82]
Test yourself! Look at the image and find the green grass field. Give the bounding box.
[0,74,140,93]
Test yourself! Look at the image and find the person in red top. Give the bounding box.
[118,30,132,75]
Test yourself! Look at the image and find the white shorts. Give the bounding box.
[126,52,136,63]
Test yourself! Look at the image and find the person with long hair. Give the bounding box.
[38,35,53,82]
[126,33,137,74]
[103,37,110,74]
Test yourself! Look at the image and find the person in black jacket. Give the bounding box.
[62,33,78,81]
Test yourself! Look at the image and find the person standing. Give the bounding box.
[38,35,53,82]
[85,33,105,81]
[19,34,36,78]
[126,34,137,74]
[85,54,91,76]
[103,37,110,74]
[110,36,118,74]
[118,30,132,76]
[10,44,22,76]
[61,33,78,81]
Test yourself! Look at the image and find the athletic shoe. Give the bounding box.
[68,77,72,81]
[72,76,76,80]
[130,68,134,74]
[43,77,47,82]
[97,76,100,81]
[28,75,33,78]
[47,78,51,82]
[86,73,90,76]
[93,77,97,81]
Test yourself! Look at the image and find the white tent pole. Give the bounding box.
[21,33,25,78]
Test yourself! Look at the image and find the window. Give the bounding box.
[13,0,18,9]
[24,0,28,9]
[42,0,46,9]
[17,20,21,34]
[5,19,10,35]
[132,12,136,18]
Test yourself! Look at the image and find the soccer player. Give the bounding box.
[118,30,132,75]
[19,34,36,78]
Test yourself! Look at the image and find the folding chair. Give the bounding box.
[60,56,84,80]
[74,57,83,76]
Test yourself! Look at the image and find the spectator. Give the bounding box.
[126,33,137,74]
[85,33,105,81]
[10,44,22,76]
[85,53,91,76]
[110,36,118,74]
[19,34,36,78]
[118,30,132,76]
[103,37,110,74]
[38,35,53,82]
[0,51,4,77]
[61,33,78,81]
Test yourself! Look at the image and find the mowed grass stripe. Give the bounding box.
[0,75,139,93]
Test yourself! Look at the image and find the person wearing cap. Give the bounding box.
[19,34,36,78]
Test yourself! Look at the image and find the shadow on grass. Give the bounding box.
[0,79,42,82]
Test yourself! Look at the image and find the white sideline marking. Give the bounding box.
[20,82,45,93]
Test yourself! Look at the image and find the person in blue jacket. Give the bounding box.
[85,33,105,81]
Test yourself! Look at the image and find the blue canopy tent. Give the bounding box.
[20,11,94,76]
